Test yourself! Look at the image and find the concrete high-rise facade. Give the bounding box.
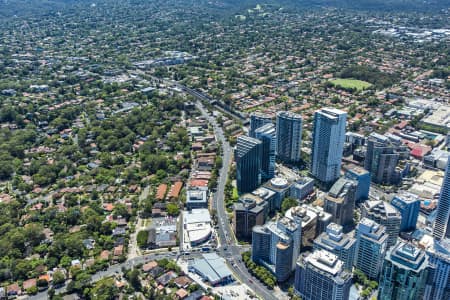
[252,216,302,282]
[249,112,272,138]
[313,223,356,271]
[294,249,352,300]
[254,123,276,181]
[364,133,408,185]
[286,205,332,248]
[235,136,262,194]
[276,111,303,164]
[311,108,347,185]
[361,200,401,248]
[355,218,388,279]
[391,191,420,232]
[424,238,450,300]
[433,158,450,240]
[323,177,357,231]
[378,241,428,300]
[233,197,265,241]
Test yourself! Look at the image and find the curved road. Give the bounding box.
[195,101,278,300]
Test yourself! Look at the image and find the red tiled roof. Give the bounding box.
[23,278,37,290]
[156,184,168,200]
[168,182,183,199]
[189,180,208,187]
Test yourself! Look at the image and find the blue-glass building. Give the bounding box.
[235,136,262,194]
[345,165,370,203]
[391,192,420,232]
[255,123,276,181]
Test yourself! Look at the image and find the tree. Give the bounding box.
[90,278,119,300]
[52,270,66,286]
[166,203,179,216]
[128,269,141,290]
[137,230,148,248]
[27,286,38,295]
[281,197,298,214]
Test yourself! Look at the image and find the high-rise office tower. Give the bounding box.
[252,216,301,282]
[294,249,352,300]
[424,238,450,300]
[323,177,357,231]
[249,112,272,138]
[313,223,357,271]
[344,165,371,202]
[433,158,450,240]
[361,200,401,248]
[254,123,276,181]
[355,218,388,279]
[378,241,428,300]
[276,111,303,164]
[311,108,347,184]
[235,136,262,194]
[391,191,420,232]
[364,133,408,185]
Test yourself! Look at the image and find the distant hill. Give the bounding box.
[0,0,91,18]
[0,0,447,19]
[228,0,447,11]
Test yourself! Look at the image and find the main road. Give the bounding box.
[195,101,278,300]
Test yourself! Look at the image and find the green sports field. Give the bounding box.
[329,78,372,91]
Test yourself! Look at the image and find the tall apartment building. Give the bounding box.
[355,218,388,279]
[254,123,276,181]
[233,197,265,241]
[378,241,428,300]
[323,177,357,231]
[275,111,303,164]
[235,136,262,194]
[424,238,450,300]
[311,108,347,185]
[313,223,356,271]
[391,191,420,232]
[294,249,352,300]
[252,216,301,282]
[249,112,272,138]
[361,200,401,248]
[364,133,408,185]
[433,158,450,240]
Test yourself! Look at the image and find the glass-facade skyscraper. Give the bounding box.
[433,158,450,240]
[378,241,428,300]
[276,111,303,164]
[249,112,272,138]
[424,239,450,300]
[255,123,276,181]
[391,191,420,232]
[311,108,347,184]
[235,136,262,194]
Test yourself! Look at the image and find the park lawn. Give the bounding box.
[329,78,372,91]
